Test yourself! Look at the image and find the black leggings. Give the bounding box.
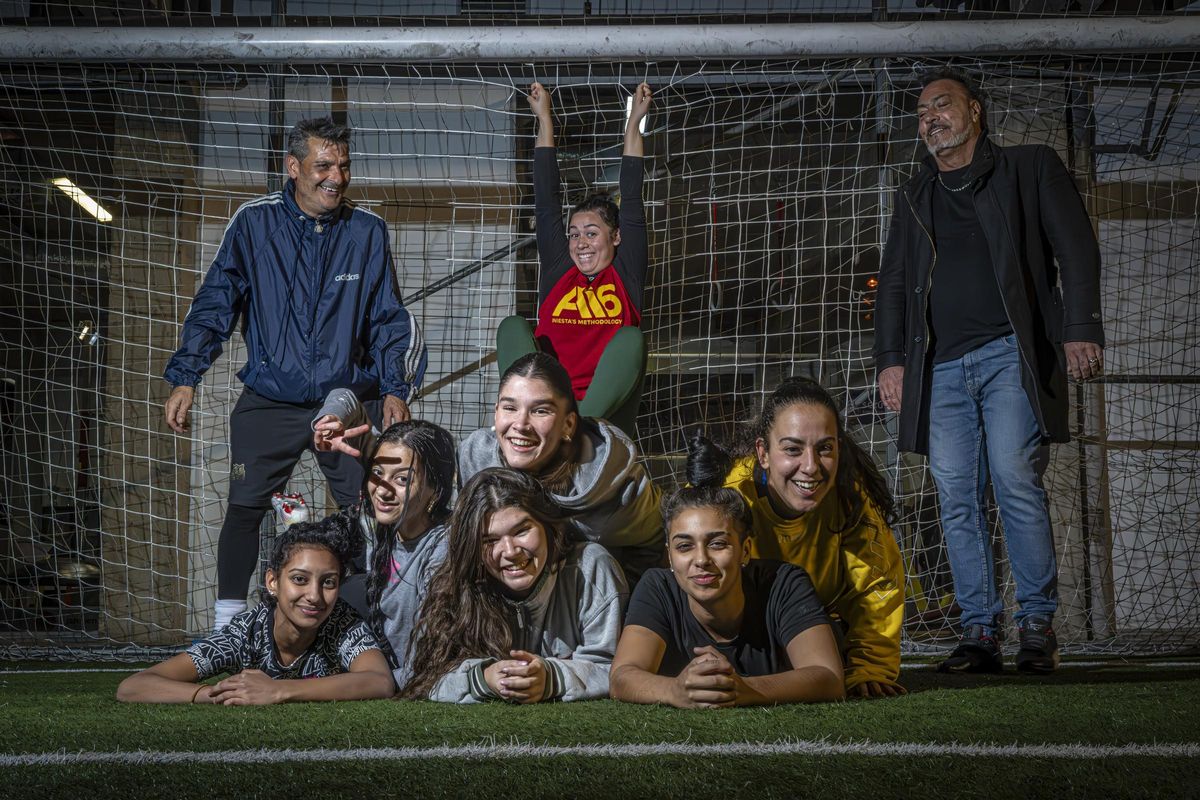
[216,503,268,600]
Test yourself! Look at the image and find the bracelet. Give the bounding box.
[190,684,205,704]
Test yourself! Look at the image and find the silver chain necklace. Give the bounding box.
[937,172,975,193]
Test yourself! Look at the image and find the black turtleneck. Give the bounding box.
[928,163,1012,363]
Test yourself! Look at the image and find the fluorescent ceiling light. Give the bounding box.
[625,96,648,135]
[51,177,113,223]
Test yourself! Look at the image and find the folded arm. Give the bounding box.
[116,652,210,704]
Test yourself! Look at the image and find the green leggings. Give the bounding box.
[496,316,646,440]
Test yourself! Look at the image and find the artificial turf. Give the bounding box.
[2,661,1197,799]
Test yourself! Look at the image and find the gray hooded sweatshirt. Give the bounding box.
[428,542,628,703]
[317,388,448,687]
[458,419,663,583]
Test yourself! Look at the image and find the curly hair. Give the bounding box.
[398,468,571,699]
[261,513,361,605]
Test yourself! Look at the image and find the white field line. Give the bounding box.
[0,668,133,674]
[4,660,1198,675]
[900,660,1200,670]
[2,740,1198,767]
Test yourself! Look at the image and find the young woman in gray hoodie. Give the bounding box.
[312,394,457,689]
[458,352,663,585]
[400,467,628,703]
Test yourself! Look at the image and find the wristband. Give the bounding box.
[190,684,205,704]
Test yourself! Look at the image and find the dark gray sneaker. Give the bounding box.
[1016,616,1060,674]
[938,624,1003,674]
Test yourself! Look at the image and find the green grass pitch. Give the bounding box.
[1,660,1197,799]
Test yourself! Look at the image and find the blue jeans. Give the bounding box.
[928,334,1058,630]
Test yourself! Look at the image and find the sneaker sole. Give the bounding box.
[1016,657,1060,675]
[937,659,1004,675]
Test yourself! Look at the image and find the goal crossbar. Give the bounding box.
[0,18,1198,63]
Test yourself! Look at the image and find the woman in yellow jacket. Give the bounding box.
[688,377,905,698]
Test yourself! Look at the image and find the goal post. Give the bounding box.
[0,20,1196,658]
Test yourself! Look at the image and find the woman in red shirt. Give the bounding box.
[497,81,652,439]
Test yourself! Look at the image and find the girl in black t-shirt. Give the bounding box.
[610,485,844,709]
[116,516,394,705]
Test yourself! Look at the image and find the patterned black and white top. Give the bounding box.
[187,599,381,681]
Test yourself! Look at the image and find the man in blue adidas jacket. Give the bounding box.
[163,117,427,630]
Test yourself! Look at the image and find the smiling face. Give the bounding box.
[756,401,840,519]
[568,210,621,277]
[482,505,550,598]
[917,78,982,168]
[668,506,748,612]
[368,441,434,535]
[265,545,341,637]
[494,375,578,474]
[286,137,350,218]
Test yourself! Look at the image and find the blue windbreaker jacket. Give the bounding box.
[163,180,426,404]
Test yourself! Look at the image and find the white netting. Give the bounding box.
[0,50,1196,658]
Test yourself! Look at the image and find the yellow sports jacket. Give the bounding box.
[725,457,904,691]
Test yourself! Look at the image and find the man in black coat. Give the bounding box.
[874,68,1104,674]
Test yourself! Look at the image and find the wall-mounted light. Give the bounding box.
[77,320,100,346]
[51,178,113,223]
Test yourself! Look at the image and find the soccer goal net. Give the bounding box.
[0,18,1196,659]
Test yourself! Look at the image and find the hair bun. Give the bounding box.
[685,427,732,489]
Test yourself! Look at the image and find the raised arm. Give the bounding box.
[529,82,574,300]
[613,83,651,311]
[624,82,651,158]
[529,80,555,149]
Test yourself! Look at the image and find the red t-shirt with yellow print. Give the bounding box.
[533,147,647,401]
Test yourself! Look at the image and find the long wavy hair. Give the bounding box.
[688,378,895,528]
[361,420,457,660]
[398,467,571,699]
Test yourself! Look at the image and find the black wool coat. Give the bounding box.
[873,137,1105,456]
